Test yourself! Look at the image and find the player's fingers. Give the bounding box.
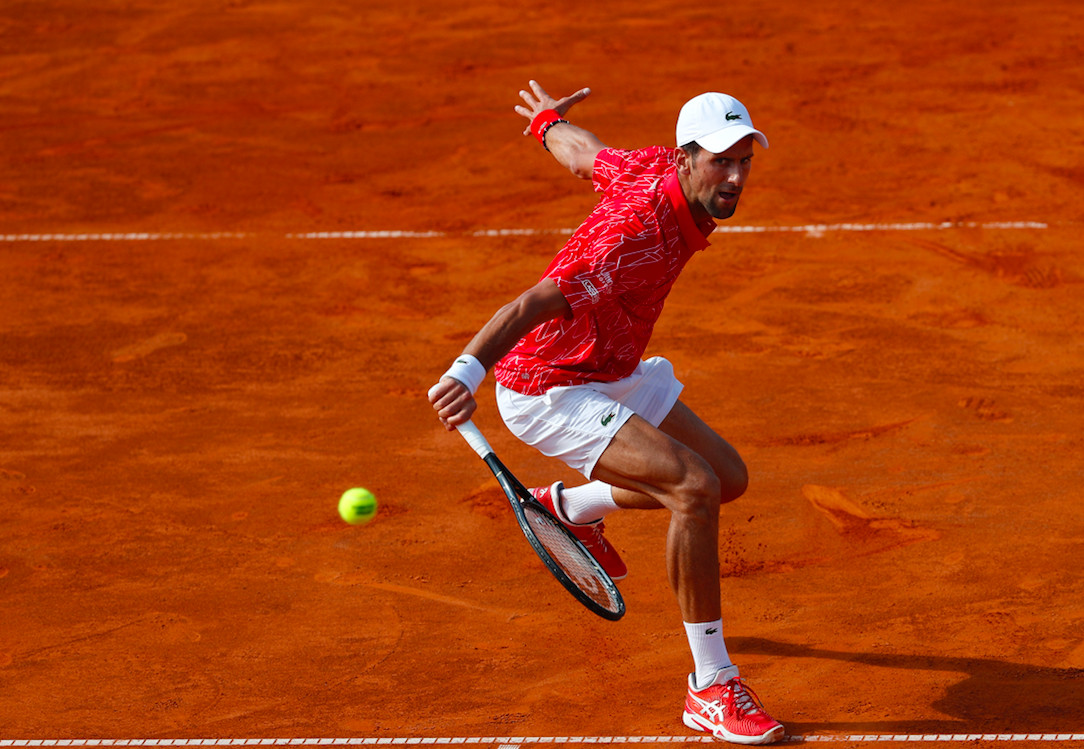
[427,382,448,404]
[428,380,464,412]
[556,87,590,115]
[444,399,476,427]
[432,384,474,421]
[528,79,550,101]
[515,105,537,136]
[519,88,539,108]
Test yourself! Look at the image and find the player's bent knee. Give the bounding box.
[671,464,722,522]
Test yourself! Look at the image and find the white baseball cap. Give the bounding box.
[676,92,769,153]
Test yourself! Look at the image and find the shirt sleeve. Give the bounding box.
[592,146,677,200]
[592,148,632,196]
[550,216,657,318]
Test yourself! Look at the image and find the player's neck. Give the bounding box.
[680,180,713,225]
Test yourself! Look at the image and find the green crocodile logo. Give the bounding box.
[601,412,616,426]
[725,112,742,121]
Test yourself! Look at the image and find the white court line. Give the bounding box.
[0,221,1053,244]
[2,736,1083,746]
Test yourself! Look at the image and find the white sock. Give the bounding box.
[559,481,619,525]
[684,619,736,689]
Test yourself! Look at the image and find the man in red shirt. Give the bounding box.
[429,81,784,745]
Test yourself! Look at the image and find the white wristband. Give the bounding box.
[441,354,486,395]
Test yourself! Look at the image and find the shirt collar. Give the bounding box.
[662,170,714,251]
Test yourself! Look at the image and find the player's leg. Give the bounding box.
[602,401,738,674]
[592,413,783,744]
[497,368,781,742]
[589,413,724,621]
[659,399,749,502]
[560,399,746,517]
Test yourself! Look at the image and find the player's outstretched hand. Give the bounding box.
[515,79,591,135]
[428,378,477,430]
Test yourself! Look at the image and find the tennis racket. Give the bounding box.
[455,420,625,621]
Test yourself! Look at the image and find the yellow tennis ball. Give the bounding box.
[338,487,377,525]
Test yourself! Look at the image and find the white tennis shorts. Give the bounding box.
[495,356,684,478]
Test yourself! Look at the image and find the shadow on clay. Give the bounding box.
[732,637,1084,735]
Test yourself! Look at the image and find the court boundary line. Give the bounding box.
[3,735,1083,746]
[0,220,1053,244]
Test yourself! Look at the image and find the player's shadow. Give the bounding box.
[732,637,1084,735]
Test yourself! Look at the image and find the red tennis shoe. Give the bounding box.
[683,667,785,745]
[529,481,627,580]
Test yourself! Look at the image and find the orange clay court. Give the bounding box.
[1,0,1082,746]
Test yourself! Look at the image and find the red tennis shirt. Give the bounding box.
[493,146,716,396]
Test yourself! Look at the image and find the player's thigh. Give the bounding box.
[658,400,748,500]
[591,413,719,513]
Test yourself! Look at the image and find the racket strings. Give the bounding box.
[524,504,621,612]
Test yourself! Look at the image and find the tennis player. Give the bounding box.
[429,80,784,745]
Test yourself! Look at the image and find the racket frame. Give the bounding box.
[457,420,625,621]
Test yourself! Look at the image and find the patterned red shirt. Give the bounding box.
[493,146,715,396]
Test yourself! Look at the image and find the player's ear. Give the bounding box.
[675,146,693,175]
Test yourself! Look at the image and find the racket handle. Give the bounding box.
[456,420,493,459]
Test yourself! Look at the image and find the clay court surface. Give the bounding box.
[2,0,1083,746]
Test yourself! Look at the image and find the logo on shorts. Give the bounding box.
[601,412,616,426]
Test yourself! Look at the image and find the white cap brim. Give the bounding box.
[695,125,769,153]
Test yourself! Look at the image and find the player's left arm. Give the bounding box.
[515,80,607,181]
[461,277,572,370]
[429,278,571,428]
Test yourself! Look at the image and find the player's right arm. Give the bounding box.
[515,80,607,181]
[429,278,571,429]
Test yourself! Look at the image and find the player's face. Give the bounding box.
[683,135,755,220]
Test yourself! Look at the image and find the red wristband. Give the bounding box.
[530,109,566,147]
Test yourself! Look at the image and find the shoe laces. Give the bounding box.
[726,678,763,716]
[583,521,609,549]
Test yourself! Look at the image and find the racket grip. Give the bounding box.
[456,420,493,459]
